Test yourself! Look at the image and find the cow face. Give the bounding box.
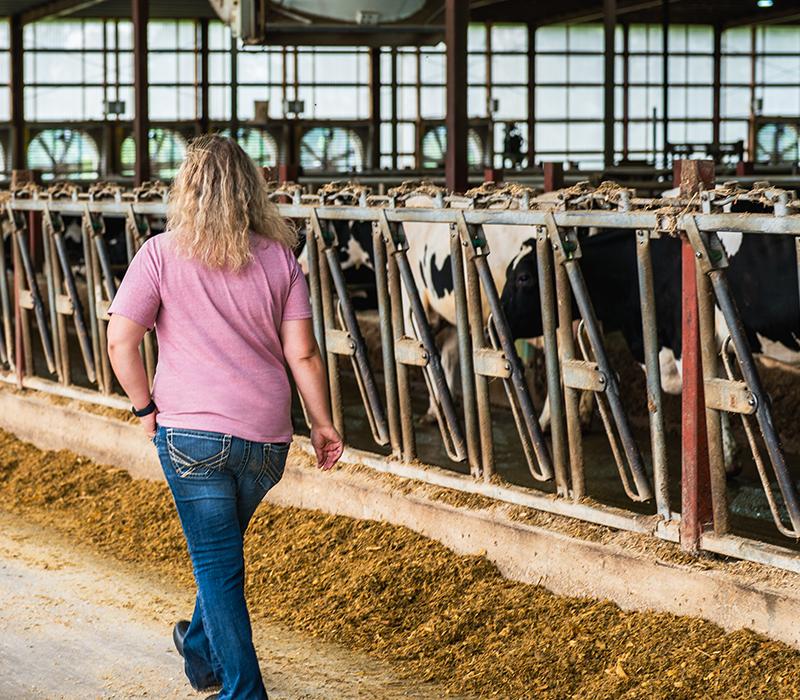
[500,239,544,339]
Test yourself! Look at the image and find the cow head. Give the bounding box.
[500,238,544,339]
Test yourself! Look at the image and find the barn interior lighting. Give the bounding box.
[757,0,774,7]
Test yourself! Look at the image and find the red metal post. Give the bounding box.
[483,167,503,184]
[543,162,564,192]
[368,47,381,170]
[28,211,42,269]
[132,0,150,185]
[445,0,468,192]
[677,159,715,552]
[277,164,298,183]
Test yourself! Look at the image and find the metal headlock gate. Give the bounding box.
[2,167,800,573]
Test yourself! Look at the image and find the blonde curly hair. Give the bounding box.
[167,134,296,271]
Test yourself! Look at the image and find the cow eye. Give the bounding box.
[517,272,532,285]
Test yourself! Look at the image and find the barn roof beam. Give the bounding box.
[537,0,681,24]
[470,0,682,26]
[723,6,800,28]
[21,0,106,24]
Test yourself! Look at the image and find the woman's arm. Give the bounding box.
[107,315,157,438]
[280,318,343,470]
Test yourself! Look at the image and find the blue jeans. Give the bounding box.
[154,426,290,700]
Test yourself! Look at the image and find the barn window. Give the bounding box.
[300,127,363,172]
[120,128,187,180]
[27,128,100,180]
[220,127,279,167]
[421,126,484,169]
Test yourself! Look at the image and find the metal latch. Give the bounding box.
[562,359,607,392]
[704,377,756,415]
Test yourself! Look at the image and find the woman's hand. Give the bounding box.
[282,319,343,472]
[311,425,343,471]
[140,410,158,439]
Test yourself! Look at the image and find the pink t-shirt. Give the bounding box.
[109,231,312,442]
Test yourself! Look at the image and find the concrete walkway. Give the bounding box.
[0,511,452,700]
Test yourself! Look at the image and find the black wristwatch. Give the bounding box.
[131,399,157,417]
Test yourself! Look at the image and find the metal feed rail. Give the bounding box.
[2,179,800,573]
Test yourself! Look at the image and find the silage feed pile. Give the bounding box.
[0,430,798,699]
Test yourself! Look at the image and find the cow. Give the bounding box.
[64,215,133,276]
[500,220,800,472]
[398,194,546,422]
[296,218,377,310]
[293,188,577,427]
[294,191,548,423]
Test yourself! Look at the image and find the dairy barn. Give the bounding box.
[2,0,800,697]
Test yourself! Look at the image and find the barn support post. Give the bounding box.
[390,48,399,170]
[197,18,210,136]
[132,0,150,185]
[369,47,381,171]
[230,31,239,137]
[445,0,468,192]
[712,24,722,151]
[526,24,536,167]
[621,23,630,161]
[10,14,24,171]
[543,162,564,192]
[747,26,757,161]
[661,0,669,166]
[677,159,715,553]
[603,0,616,168]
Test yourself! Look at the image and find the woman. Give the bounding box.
[107,135,343,700]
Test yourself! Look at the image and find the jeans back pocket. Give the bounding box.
[258,442,290,490]
[166,429,231,479]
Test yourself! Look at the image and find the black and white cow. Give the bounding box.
[296,219,377,310]
[501,223,800,468]
[400,195,543,420]
[296,194,545,421]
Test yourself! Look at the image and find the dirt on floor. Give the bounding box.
[0,430,799,699]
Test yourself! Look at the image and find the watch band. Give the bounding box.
[131,399,157,418]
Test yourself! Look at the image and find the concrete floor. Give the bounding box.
[0,510,455,700]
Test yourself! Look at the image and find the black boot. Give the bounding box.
[172,620,190,658]
[172,620,220,692]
